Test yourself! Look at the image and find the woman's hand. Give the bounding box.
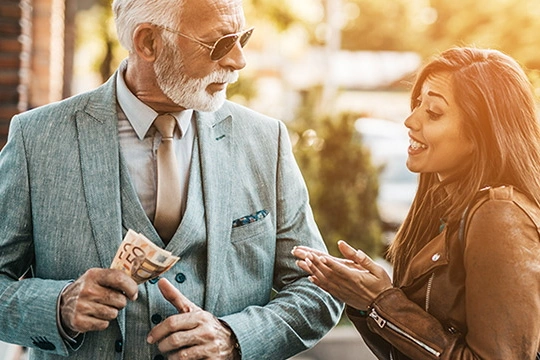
[291,240,393,310]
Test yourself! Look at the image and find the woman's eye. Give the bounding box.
[413,98,422,109]
[426,109,442,120]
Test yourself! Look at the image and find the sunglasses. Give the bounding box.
[159,25,254,61]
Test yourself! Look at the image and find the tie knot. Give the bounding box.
[154,114,176,138]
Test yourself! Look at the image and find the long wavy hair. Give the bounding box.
[388,47,540,284]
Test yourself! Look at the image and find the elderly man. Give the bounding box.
[0,0,342,359]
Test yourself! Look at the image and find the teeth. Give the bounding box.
[410,138,427,150]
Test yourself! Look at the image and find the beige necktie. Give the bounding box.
[153,114,182,242]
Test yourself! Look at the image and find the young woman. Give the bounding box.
[293,47,540,359]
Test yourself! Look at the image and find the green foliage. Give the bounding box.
[339,0,540,87]
[76,1,126,82]
[291,89,383,258]
[245,0,299,31]
[226,75,258,104]
[341,0,413,51]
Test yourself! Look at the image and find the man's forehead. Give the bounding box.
[179,0,245,32]
[180,0,244,18]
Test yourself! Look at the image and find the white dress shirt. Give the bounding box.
[115,60,195,221]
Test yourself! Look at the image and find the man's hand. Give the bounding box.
[60,268,138,334]
[147,278,238,360]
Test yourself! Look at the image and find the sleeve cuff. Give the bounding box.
[56,281,82,344]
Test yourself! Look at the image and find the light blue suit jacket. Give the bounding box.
[0,72,342,359]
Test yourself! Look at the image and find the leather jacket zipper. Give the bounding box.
[369,308,442,358]
[425,272,435,312]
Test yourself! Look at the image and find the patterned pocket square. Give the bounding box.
[232,209,269,228]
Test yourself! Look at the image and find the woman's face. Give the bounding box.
[404,71,474,181]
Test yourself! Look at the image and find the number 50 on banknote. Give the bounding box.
[110,229,180,284]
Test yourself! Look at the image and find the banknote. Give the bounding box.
[110,229,180,284]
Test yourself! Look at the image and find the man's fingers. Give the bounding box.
[96,269,139,301]
[148,279,202,345]
[158,278,196,313]
[60,268,139,334]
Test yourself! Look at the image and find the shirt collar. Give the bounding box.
[116,59,193,140]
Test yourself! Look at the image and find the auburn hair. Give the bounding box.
[388,47,540,284]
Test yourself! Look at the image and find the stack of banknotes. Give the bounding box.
[110,229,180,284]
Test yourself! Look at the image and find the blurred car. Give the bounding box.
[355,117,417,233]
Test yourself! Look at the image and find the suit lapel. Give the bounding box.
[166,138,206,255]
[74,75,126,335]
[75,76,124,267]
[197,109,234,312]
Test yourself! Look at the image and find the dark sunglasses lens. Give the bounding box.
[210,29,253,60]
[211,35,238,60]
[239,29,253,47]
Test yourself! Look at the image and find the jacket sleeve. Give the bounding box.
[346,306,393,360]
[0,116,76,356]
[350,199,540,360]
[220,120,343,359]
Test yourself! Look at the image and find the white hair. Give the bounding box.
[112,0,183,52]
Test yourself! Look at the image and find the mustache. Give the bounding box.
[209,70,239,84]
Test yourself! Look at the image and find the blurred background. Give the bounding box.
[1,0,540,359]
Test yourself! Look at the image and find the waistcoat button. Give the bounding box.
[151,314,163,324]
[114,339,123,353]
[175,273,186,283]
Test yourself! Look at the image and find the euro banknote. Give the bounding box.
[110,229,180,284]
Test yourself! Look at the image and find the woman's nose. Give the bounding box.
[404,110,419,131]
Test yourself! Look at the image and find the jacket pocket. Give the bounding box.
[232,209,269,228]
[230,211,272,243]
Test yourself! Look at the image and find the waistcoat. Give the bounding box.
[119,137,207,360]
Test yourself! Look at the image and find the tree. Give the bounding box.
[338,0,540,85]
[292,88,383,258]
[340,0,413,51]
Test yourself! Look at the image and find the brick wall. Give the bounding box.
[0,0,76,150]
[0,1,23,149]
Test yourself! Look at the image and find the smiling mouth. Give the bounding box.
[410,138,427,150]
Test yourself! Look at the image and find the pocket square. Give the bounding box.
[232,209,269,228]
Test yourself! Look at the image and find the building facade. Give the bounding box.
[0,0,76,149]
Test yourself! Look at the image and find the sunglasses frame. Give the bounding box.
[159,25,254,61]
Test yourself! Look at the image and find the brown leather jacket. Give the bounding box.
[348,186,540,359]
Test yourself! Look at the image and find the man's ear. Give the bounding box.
[133,23,162,61]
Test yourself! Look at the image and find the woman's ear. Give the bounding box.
[133,23,162,61]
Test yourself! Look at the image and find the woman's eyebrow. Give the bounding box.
[427,90,449,105]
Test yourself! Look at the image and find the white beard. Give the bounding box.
[154,42,239,112]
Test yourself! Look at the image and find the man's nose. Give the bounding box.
[218,42,247,71]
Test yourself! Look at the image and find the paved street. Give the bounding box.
[292,326,377,360]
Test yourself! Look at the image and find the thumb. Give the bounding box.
[337,240,377,271]
[157,278,197,313]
